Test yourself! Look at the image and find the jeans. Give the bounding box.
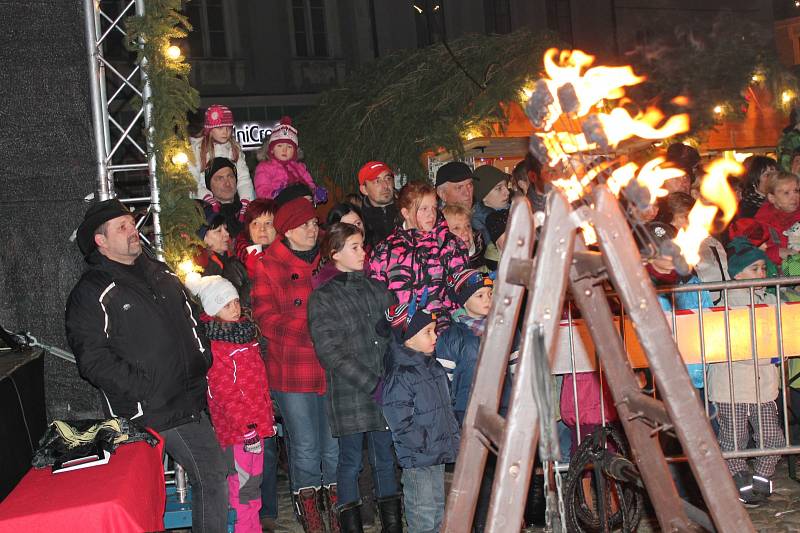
[259,436,278,519]
[272,391,338,491]
[161,412,229,533]
[337,430,399,506]
[402,464,445,533]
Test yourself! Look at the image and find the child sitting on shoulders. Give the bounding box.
[190,105,255,202]
[253,117,327,203]
[707,237,784,507]
[381,302,460,533]
[185,275,275,533]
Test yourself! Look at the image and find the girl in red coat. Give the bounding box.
[251,198,339,533]
[186,274,275,533]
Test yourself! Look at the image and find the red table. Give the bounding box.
[0,439,165,533]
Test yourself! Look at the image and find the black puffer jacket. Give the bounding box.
[65,252,211,432]
[308,264,395,437]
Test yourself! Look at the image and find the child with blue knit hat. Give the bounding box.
[708,236,784,507]
[381,297,460,533]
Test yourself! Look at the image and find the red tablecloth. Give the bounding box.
[0,438,165,533]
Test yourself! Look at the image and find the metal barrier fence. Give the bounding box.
[553,275,800,470]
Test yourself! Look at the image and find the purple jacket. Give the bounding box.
[367,218,468,317]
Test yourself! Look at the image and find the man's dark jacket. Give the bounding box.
[360,196,398,247]
[65,251,211,432]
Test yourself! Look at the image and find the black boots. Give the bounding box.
[376,494,403,533]
[338,501,364,533]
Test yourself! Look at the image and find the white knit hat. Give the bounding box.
[185,274,239,316]
[268,116,298,151]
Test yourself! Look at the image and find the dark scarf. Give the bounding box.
[286,240,320,264]
[203,317,258,344]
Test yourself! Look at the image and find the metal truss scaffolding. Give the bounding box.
[83,0,164,259]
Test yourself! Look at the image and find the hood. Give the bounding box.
[312,262,341,289]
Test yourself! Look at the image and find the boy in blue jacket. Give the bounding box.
[381,303,460,533]
[436,269,511,424]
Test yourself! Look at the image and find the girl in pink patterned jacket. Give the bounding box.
[367,181,468,325]
[253,117,328,203]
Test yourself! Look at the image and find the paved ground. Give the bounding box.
[266,457,800,532]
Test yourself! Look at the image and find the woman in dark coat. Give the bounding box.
[308,223,402,533]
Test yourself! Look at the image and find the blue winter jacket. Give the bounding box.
[471,201,504,247]
[656,275,712,388]
[436,321,513,423]
[381,340,461,469]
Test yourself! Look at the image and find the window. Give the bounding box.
[185,0,228,58]
[292,0,329,57]
[545,0,573,47]
[413,1,445,48]
[484,0,511,35]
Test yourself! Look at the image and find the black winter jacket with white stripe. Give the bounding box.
[65,251,211,432]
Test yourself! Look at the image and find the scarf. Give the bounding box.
[454,311,486,337]
[286,240,320,264]
[203,316,258,344]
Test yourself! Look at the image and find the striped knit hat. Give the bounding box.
[448,269,494,306]
[385,303,436,342]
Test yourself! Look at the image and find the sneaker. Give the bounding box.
[732,472,765,508]
[752,475,774,498]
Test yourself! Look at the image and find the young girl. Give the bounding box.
[190,105,255,203]
[185,275,275,533]
[368,181,468,323]
[308,223,402,533]
[253,117,327,203]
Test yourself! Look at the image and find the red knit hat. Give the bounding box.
[274,197,316,235]
[204,105,234,132]
[269,116,299,152]
[358,161,391,185]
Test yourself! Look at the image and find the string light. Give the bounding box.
[165,45,182,60]
[783,90,795,104]
[713,105,724,115]
[171,151,189,165]
[178,259,197,277]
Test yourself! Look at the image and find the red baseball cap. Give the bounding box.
[358,161,392,186]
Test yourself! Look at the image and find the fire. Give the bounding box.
[673,159,742,265]
[635,157,685,202]
[597,107,689,147]
[542,49,645,117]
[525,48,739,269]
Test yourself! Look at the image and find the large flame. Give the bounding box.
[635,157,685,201]
[673,159,742,265]
[541,49,645,120]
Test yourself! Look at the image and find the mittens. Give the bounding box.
[243,426,262,454]
[313,186,328,205]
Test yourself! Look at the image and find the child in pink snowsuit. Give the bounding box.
[253,116,328,203]
[186,275,276,533]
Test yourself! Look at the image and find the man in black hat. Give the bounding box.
[205,156,246,237]
[435,161,475,209]
[65,199,228,533]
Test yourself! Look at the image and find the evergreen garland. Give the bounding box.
[126,0,202,269]
[296,29,559,190]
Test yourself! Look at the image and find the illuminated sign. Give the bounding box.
[234,121,278,150]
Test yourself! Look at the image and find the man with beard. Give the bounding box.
[358,161,398,247]
[65,199,228,533]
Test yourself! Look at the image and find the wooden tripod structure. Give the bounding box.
[442,186,755,532]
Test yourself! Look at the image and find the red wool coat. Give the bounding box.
[204,318,276,447]
[251,238,326,394]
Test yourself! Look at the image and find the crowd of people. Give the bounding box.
[64,103,800,533]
